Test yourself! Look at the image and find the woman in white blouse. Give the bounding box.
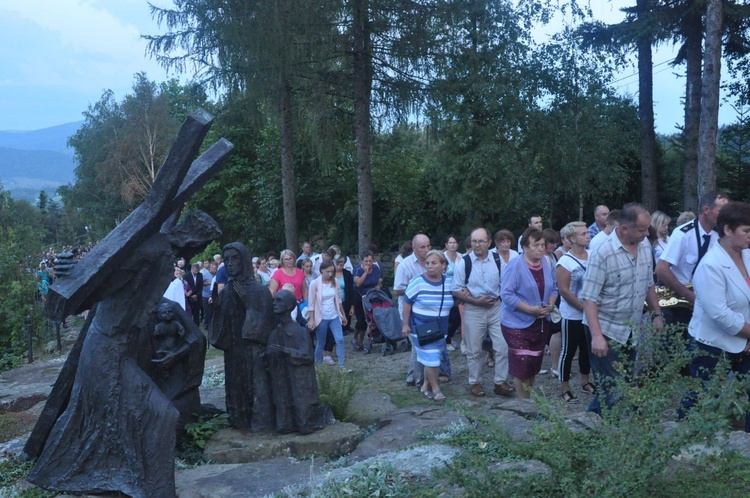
[688,201,750,431]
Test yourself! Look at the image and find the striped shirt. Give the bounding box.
[404,274,453,317]
[580,229,653,345]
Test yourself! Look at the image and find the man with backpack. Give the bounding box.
[452,227,513,397]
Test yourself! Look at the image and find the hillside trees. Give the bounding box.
[525,28,641,226]
[147,0,342,252]
[0,185,46,369]
[426,0,539,231]
[59,74,204,238]
[578,0,660,210]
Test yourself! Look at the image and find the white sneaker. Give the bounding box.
[446,344,456,352]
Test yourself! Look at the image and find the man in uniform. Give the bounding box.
[655,191,728,327]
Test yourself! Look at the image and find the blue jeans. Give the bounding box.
[315,319,345,367]
[585,326,636,414]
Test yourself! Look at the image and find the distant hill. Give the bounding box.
[0,122,81,202]
[0,121,82,154]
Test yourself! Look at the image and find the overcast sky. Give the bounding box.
[0,0,740,133]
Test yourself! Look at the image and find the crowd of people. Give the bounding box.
[35,193,749,428]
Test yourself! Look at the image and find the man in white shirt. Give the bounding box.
[518,215,543,254]
[394,234,430,386]
[453,227,512,397]
[655,191,728,329]
[588,209,620,256]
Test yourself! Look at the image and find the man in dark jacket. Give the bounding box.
[186,263,203,326]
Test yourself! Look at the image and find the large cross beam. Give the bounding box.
[45,110,232,321]
[24,110,233,459]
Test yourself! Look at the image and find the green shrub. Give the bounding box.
[316,367,360,421]
[442,323,750,497]
[178,413,230,465]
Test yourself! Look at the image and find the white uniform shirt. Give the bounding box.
[659,218,719,284]
[588,230,611,257]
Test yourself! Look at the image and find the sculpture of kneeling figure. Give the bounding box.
[267,290,334,434]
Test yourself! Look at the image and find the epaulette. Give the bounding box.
[680,221,696,233]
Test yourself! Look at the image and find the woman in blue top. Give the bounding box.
[401,250,454,401]
[500,228,558,400]
[352,250,380,351]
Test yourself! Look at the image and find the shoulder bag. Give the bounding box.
[415,277,446,346]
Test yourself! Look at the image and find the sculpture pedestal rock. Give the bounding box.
[204,422,364,464]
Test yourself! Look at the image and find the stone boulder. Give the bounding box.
[176,459,324,498]
[347,405,469,462]
[204,422,364,464]
[343,390,397,429]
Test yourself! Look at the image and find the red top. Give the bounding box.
[271,268,306,302]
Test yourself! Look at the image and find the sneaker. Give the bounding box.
[460,341,468,355]
[470,383,485,397]
[351,341,362,351]
[323,356,336,366]
[494,382,514,397]
[446,344,456,352]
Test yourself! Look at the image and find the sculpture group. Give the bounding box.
[23,110,332,498]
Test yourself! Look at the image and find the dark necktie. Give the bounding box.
[699,234,710,259]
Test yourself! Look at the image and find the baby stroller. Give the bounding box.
[362,288,403,355]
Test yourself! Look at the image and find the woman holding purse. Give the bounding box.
[401,250,454,401]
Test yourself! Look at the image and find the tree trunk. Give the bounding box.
[697,0,722,200]
[637,2,658,211]
[279,83,299,252]
[353,0,373,254]
[683,13,702,211]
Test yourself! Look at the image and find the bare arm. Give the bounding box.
[452,289,495,308]
[644,285,665,331]
[353,269,370,287]
[556,266,583,312]
[268,278,279,296]
[583,299,608,357]
[401,301,412,337]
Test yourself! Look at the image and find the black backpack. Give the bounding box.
[462,252,502,285]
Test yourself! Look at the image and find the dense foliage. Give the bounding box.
[0,185,49,371]
[50,1,750,256]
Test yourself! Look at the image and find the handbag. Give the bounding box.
[416,277,445,346]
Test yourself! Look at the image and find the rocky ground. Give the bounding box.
[4,321,745,497]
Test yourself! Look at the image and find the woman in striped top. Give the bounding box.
[401,249,454,401]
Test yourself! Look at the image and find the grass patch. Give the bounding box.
[0,457,56,497]
[0,413,24,443]
[316,367,360,421]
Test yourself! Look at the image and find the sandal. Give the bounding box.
[562,391,578,403]
[582,382,596,395]
[351,341,361,351]
[438,374,451,382]
[421,388,434,399]
[432,391,446,402]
